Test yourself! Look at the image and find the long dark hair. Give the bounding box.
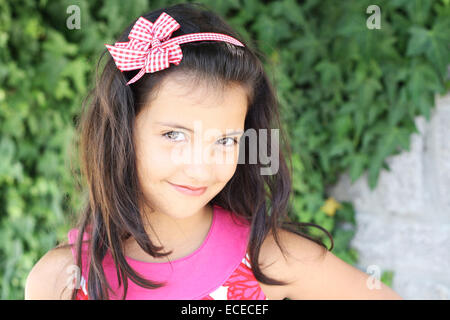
[56,2,333,300]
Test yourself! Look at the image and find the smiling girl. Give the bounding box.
[25,3,403,300]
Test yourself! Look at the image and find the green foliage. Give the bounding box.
[0,0,156,299]
[0,0,448,299]
[259,0,449,285]
[381,270,394,288]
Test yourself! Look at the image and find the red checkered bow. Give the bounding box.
[105,12,245,85]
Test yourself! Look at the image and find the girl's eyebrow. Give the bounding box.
[156,121,244,136]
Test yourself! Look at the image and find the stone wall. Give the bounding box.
[326,92,450,300]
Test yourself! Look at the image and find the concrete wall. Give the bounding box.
[326,92,450,300]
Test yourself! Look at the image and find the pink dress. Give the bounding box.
[67,204,268,300]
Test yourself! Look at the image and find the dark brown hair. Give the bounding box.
[56,2,333,300]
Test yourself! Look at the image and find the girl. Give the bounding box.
[26,3,403,300]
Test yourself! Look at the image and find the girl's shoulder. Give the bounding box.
[25,245,76,300]
[255,227,329,300]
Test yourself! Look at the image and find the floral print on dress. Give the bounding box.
[75,252,267,300]
[75,275,89,300]
[202,252,268,300]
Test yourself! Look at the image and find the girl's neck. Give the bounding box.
[122,204,214,263]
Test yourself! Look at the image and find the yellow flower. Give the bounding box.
[320,197,342,217]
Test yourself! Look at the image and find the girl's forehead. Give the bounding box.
[140,77,248,121]
[151,75,247,108]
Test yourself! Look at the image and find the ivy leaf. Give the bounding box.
[349,154,367,183]
[368,126,408,188]
[408,63,443,120]
[42,29,77,56]
[332,228,355,252]
[328,138,354,157]
[61,57,89,93]
[428,17,450,74]
[333,114,353,139]
[387,87,408,126]
[407,18,450,74]
[406,26,429,56]
[315,61,342,89]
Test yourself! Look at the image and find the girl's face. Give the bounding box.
[134,74,248,218]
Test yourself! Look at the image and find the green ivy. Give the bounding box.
[381,270,394,288]
[1,0,448,298]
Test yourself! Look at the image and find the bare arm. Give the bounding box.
[262,228,404,300]
[25,247,76,300]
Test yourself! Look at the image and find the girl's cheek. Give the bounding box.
[151,145,177,171]
[137,140,175,177]
[213,157,239,183]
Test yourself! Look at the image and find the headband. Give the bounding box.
[105,12,245,85]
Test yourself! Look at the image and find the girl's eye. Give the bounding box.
[163,131,238,147]
[162,131,186,142]
[217,137,239,147]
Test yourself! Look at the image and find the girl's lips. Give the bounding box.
[168,182,207,196]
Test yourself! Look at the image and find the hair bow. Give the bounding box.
[105,12,245,85]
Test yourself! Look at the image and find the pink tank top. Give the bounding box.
[67,204,268,300]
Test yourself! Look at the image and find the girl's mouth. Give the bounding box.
[168,182,207,196]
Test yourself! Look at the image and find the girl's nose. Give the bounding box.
[178,143,213,182]
[183,162,211,184]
